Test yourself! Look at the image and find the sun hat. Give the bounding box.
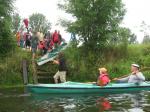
[98,67,107,73]
[132,64,140,68]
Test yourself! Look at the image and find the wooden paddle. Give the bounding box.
[112,74,129,81]
[112,67,150,81]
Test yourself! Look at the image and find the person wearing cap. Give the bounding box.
[113,64,145,83]
[97,67,110,86]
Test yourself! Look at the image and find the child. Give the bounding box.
[97,68,110,86]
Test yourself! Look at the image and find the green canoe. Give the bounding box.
[37,43,67,66]
[27,81,150,94]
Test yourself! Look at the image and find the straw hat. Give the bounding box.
[98,67,107,73]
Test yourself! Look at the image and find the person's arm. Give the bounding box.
[117,76,130,82]
[135,72,145,81]
[113,75,130,83]
[53,60,59,65]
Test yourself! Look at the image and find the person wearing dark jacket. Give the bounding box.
[53,52,67,83]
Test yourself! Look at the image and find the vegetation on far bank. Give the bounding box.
[0,43,150,86]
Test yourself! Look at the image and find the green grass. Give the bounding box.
[0,43,150,86]
[0,47,33,86]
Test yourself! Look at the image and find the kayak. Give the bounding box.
[37,43,67,66]
[27,81,150,94]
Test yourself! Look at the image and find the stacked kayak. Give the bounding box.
[37,43,67,66]
[27,81,150,94]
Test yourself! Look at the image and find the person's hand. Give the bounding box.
[53,60,59,64]
[131,71,136,75]
[53,60,56,64]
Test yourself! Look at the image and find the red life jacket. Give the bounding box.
[101,99,111,110]
[99,73,110,86]
[38,41,44,49]
[52,32,59,43]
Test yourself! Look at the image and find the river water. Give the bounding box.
[0,87,150,112]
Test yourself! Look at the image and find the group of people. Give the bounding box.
[97,64,145,86]
[16,30,65,59]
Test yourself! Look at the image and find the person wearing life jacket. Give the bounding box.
[43,38,49,54]
[52,30,59,48]
[38,41,44,55]
[58,31,62,45]
[16,32,20,46]
[97,67,110,86]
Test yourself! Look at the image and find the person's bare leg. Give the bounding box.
[32,53,35,60]
[53,71,59,83]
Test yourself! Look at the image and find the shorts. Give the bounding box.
[53,71,66,83]
[32,48,37,53]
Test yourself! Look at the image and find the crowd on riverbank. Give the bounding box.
[16,29,65,58]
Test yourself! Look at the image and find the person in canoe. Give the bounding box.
[53,52,67,83]
[97,68,110,86]
[113,64,145,83]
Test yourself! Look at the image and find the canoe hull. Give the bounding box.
[28,86,150,94]
[27,82,150,94]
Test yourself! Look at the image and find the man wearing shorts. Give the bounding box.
[53,52,67,83]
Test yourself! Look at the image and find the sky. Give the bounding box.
[14,0,150,42]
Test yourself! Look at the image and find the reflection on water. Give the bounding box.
[96,97,112,112]
[0,87,150,112]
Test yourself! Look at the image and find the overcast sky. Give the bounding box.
[14,0,150,42]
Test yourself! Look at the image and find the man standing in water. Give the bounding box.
[53,52,67,83]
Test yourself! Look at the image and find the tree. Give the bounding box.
[142,34,150,44]
[128,33,137,44]
[0,0,14,56]
[29,13,51,33]
[140,21,150,44]
[11,12,21,33]
[58,0,125,53]
[108,27,137,47]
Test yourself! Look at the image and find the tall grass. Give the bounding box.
[0,47,33,86]
[64,43,150,82]
[0,43,150,86]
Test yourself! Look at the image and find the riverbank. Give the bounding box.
[0,47,32,86]
[0,44,150,87]
[62,43,150,81]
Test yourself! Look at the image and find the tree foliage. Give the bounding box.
[140,21,150,44]
[0,0,15,56]
[11,12,21,33]
[59,0,125,52]
[29,13,51,33]
[142,34,150,44]
[109,27,137,45]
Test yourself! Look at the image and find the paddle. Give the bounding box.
[112,74,129,81]
[112,67,150,81]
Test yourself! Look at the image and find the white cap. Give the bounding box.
[132,64,140,68]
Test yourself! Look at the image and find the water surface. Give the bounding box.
[0,87,150,112]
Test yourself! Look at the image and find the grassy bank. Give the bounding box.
[0,47,33,86]
[0,44,150,86]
